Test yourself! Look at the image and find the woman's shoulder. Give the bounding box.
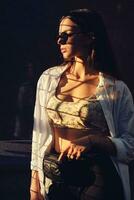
[36,64,67,87]
[102,73,132,96]
[103,73,133,97]
[102,72,126,88]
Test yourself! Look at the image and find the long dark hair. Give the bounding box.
[60,9,118,77]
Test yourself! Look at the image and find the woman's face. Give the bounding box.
[57,17,90,61]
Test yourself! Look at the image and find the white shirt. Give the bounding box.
[31,65,134,200]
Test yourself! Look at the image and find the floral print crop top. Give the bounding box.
[46,94,109,133]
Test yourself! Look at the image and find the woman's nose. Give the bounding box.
[57,37,66,45]
[57,37,62,45]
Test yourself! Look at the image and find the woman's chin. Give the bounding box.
[63,55,74,62]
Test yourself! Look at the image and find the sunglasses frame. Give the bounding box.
[57,31,82,45]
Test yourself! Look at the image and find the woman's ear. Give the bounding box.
[84,33,95,48]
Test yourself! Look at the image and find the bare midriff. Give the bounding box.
[53,127,102,153]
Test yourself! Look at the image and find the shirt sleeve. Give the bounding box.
[110,81,134,163]
[30,75,43,171]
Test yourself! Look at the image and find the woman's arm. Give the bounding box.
[30,170,39,197]
[30,170,44,200]
[110,81,134,163]
[88,134,117,156]
[58,134,117,160]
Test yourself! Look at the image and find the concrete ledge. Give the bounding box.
[0,140,31,200]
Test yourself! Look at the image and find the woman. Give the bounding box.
[30,9,134,200]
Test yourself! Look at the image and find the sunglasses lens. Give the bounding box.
[57,32,68,45]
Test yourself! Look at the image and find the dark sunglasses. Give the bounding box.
[57,32,81,45]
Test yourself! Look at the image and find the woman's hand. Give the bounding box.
[58,135,92,161]
[30,170,44,200]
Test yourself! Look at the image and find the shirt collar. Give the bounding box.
[99,72,115,88]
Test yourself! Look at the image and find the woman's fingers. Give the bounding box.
[58,145,70,161]
[57,152,64,161]
[67,144,75,158]
[58,143,87,161]
[68,144,86,159]
[76,150,81,160]
[70,145,79,159]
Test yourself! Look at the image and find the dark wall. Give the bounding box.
[0,0,134,138]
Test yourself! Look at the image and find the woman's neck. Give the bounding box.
[68,57,95,80]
